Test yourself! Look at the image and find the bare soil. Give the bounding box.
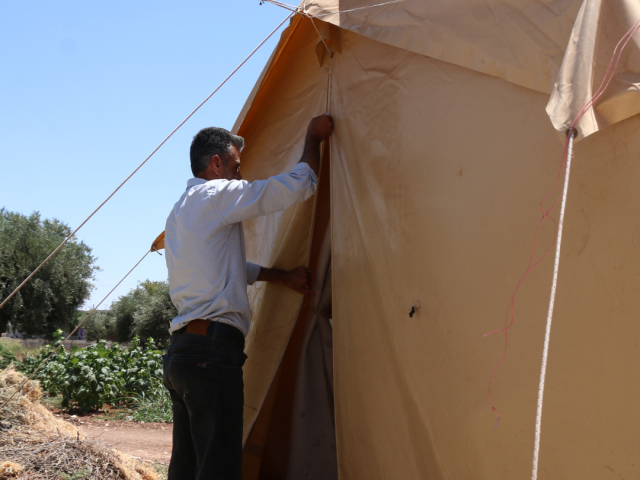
[64,415,173,464]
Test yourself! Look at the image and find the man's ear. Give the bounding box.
[210,154,223,175]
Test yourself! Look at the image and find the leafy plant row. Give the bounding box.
[0,330,166,413]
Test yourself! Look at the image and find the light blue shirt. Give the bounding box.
[165,162,317,336]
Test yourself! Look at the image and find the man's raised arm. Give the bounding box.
[215,115,333,225]
[299,114,333,175]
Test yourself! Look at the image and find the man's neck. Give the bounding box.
[196,173,218,181]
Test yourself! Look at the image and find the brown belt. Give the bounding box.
[176,319,245,345]
[185,319,213,335]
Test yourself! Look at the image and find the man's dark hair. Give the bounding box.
[190,127,245,176]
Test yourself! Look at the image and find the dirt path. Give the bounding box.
[73,417,173,464]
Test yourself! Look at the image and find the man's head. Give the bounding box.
[190,127,245,181]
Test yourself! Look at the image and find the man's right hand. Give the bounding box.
[299,114,333,175]
[306,114,333,143]
[257,266,314,296]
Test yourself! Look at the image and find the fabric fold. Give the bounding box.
[547,0,640,140]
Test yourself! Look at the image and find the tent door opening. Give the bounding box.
[242,141,337,480]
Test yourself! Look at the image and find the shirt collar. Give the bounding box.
[186,178,208,189]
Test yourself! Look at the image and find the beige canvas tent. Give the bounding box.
[153,0,640,478]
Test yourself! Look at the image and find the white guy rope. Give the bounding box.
[0,11,293,313]
[264,2,334,114]
[265,0,397,118]
[302,2,333,56]
[263,0,405,17]
[531,131,576,480]
[303,5,334,117]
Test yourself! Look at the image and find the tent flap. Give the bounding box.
[547,0,640,140]
[304,0,582,95]
[236,18,333,445]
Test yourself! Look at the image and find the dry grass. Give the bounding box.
[0,368,78,438]
[0,368,158,480]
[0,462,25,479]
[0,338,44,361]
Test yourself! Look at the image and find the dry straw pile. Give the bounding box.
[0,368,159,480]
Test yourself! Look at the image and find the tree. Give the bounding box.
[84,312,116,342]
[106,280,175,345]
[0,209,98,337]
[132,281,176,345]
[111,288,147,342]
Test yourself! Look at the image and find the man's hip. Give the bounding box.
[172,319,245,347]
[163,320,247,392]
[163,321,246,479]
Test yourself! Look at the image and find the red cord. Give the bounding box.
[485,16,640,427]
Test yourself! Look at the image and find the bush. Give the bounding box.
[94,280,176,345]
[0,347,17,371]
[111,290,146,343]
[8,330,164,412]
[83,312,116,342]
[125,382,172,423]
[132,282,175,345]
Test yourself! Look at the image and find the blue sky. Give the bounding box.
[0,1,291,308]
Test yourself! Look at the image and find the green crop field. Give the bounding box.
[0,331,172,421]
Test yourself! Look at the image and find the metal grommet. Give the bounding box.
[565,127,579,138]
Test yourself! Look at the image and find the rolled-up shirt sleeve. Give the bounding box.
[246,262,261,286]
[214,163,318,225]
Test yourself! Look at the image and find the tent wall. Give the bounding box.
[234,11,640,479]
[308,0,640,140]
[243,144,337,479]
[236,18,333,445]
[329,28,640,479]
[306,0,584,95]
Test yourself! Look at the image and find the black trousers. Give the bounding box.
[163,329,246,480]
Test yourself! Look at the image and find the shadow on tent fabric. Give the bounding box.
[242,142,338,480]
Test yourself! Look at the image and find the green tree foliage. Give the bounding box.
[84,312,116,342]
[0,209,98,337]
[87,280,176,345]
[132,281,176,344]
[112,286,148,342]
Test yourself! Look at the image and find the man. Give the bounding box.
[162,114,333,480]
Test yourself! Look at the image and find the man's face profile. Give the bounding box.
[211,145,241,181]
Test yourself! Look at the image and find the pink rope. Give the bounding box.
[485,15,640,428]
